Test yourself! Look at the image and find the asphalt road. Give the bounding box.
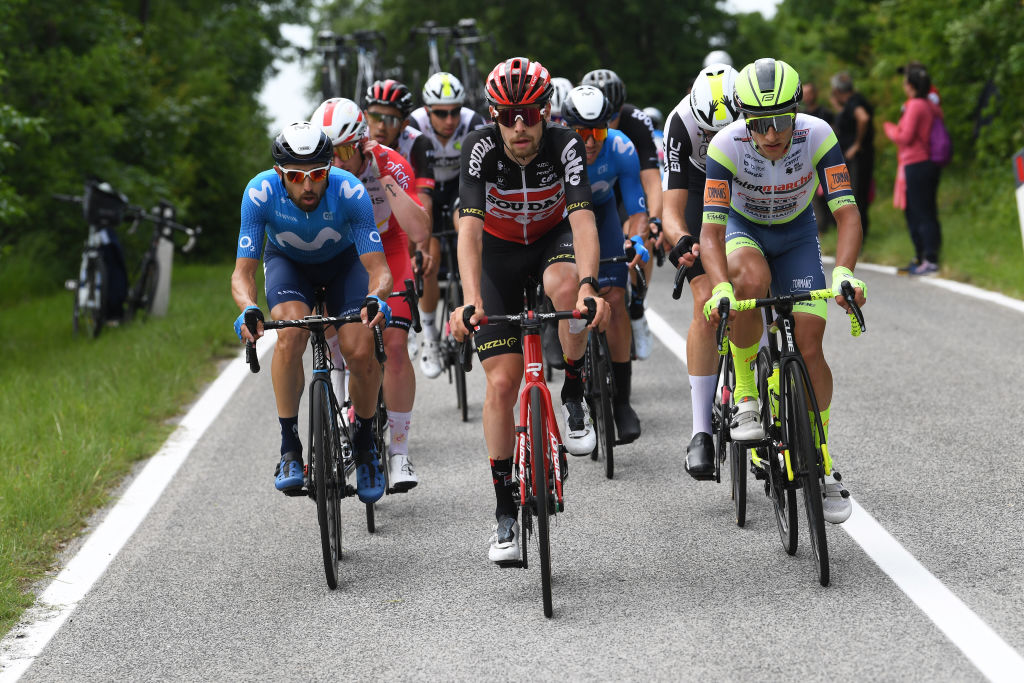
[6,265,1024,681]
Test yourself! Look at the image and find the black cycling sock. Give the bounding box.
[561,356,584,402]
[612,361,632,406]
[352,413,374,459]
[279,417,301,456]
[629,288,645,320]
[491,458,517,520]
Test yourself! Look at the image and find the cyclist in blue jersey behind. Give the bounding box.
[562,85,650,444]
[231,122,394,504]
[697,59,867,524]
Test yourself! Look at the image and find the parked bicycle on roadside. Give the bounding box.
[56,179,200,338]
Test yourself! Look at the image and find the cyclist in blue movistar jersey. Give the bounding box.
[562,85,649,443]
[581,68,662,360]
[231,122,394,504]
[698,59,867,524]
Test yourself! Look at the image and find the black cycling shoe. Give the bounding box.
[613,402,641,444]
[684,432,716,481]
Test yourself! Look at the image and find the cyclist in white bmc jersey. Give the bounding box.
[697,58,867,524]
[408,72,488,379]
[661,62,741,479]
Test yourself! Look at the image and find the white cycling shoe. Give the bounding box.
[631,315,653,360]
[387,452,419,493]
[419,338,442,379]
[488,516,521,564]
[561,399,596,455]
[730,397,765,441]
[823,472,852,524]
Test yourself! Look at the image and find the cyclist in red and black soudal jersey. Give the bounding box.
[448,57,610,566]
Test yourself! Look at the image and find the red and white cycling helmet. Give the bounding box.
[364,79,415,118]
[310,97,368,146]
[485,57,551,107]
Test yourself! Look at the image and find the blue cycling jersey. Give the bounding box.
[589,129,646,215]
[237,167,382,264]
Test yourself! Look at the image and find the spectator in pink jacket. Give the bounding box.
[884,63,943,276]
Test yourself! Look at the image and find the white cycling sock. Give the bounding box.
[689,374,717,437]
[420,311,439,341]
[388,410,412,456]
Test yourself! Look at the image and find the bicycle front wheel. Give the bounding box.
[75,256,107,338]
[587,335,615,478]
[784,363,829,586]
[313,382,343,589]
[730,442,747,526]
[449,279,468,422]
[529,386,553,618]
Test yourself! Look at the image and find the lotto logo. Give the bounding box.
[704,179,730,207]
[825,164,852,194]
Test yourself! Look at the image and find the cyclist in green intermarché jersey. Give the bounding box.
[695,58,868,524]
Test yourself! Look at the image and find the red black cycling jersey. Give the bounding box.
[458,123,594,244]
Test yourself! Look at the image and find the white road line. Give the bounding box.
[0,332,278,683]
[845,501,1024,682]
[646,303,1024,682]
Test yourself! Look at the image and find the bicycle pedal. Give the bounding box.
[282,486,307,498]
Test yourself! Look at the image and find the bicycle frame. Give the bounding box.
[516,315,565,508]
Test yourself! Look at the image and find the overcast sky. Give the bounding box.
[258,1,780,135]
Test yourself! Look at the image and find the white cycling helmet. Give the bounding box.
[642,106,664,129]
[271,121,334,166]
[562,85,615,128]
[548,77,574,116]
[310,97,367,146]
[689,63,739,132]
[702,49,733,68]
[422,72,465,106]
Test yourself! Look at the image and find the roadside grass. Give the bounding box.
[0,262,240,635]
[819,164,1024,297]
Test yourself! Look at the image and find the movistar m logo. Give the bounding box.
[339,180,366,199]
[248,180,273,205]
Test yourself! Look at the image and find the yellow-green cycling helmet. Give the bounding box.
[734,58,802,117]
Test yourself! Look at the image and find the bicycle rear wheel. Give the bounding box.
[313,382,343,589]
[529,386,553,618]
[730,442,746,526]
[784,363,829,586]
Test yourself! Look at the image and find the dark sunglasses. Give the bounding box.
[366,111,404,127]
[493,106,544,128]
[278,164,331,184]
[429,107,461,119]
[745,112,796,135]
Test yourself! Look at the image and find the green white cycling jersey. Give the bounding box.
[702,114,856,227]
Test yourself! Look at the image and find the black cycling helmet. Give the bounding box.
[271,121,334,166]
[561,85,615,128]
[365,79,415,118]
[581,69,626,112]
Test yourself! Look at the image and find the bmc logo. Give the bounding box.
[704,179,730,207]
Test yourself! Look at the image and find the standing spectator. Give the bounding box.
[884,63,943,276]
[830,71,875,239]
[802,82,835,234]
